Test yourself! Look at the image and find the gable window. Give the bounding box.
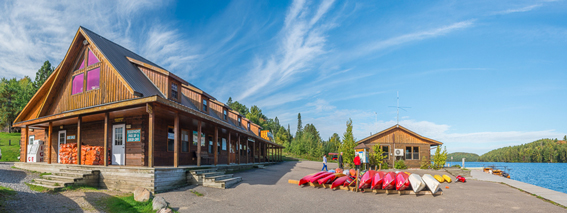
[76,58,85,71]
[202,99,208,112]
[171,83,178,100]
[223,109,227,120]
[258,129,261,136]
[87,49,100,66]
[247,122,250,130]
[72,73,84,95]
[237,117,241,126]
[86,68,100,91]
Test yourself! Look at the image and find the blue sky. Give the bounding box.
[1,0,566,154]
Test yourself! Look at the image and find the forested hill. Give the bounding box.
[479,138,567,163]
[447,152,479,162]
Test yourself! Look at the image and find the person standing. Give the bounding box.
[322,154,328,171]
[338,152,343,169]
[354,154,361,171]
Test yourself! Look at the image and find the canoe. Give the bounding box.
[343,176,356,187]
[371,171,386,189]
[396,172,410,191]
[331,175,350,188]
[299,172,325,186]
[318,173,346,185]
[434,175,445,183]
[442,175,452,183]
[382,172,397,190]
[358,170,377,189]
[456,175,466,183]
[310,172,334,183]
[408,174,426,193]
[422,174,440,194]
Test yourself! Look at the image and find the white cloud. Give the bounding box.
[494,4,542,15]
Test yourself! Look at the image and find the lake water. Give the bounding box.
[448,161,567,194]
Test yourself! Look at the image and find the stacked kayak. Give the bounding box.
[299,171,326,186]
[382,172,397,190]
[371,171,386,189]
[318,173,346,185]
[395,172,410,191]
[331,176,351,188]
[359,170,377,189]
[310,172,334,183]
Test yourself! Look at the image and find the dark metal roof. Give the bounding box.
[180,95,199,111]
[80,26,164,98]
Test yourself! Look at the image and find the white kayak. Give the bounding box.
[409,174,426,193]
[422,174,440,194]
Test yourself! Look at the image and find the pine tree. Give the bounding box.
[33,60,54,90]
[296,113,302,139]
[339,119,356,168]
[0,78,21,132]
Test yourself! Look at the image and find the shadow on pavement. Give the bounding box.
[235,161,299,186]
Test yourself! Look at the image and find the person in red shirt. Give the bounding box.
[354,154,361,171]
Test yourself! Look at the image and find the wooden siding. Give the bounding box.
[46,48,135,115]
[139,66,168,98]
[181,86,202,110]
[364,129,432,145]
[209,101,224,121]
[20,128,47,162]
[362,128,435,168]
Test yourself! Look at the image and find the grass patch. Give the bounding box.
[39,172,51,177]
[0,186,16,211]
[25,182,52,193]
[190,190,203,197]
[102,194,154,213]
[0,132,22,162]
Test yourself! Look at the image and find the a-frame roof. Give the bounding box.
[80,27,163,98]
[357,124,443,146]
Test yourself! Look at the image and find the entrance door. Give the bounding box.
[112,124,125,165]
[57,130,66,163]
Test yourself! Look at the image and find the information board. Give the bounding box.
[127,129,141,142]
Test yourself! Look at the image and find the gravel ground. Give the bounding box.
[0,162,126,213]
[160,161,566,213]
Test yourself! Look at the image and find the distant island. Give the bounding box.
[447,152,480,162]
[478,138,567,163]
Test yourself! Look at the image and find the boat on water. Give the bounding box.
[371,171,386,189]
[318,173,345,185]
[434,175,445,183]
[396,172,410,191]
[442,175,452,183]
[408,174,426,193]
[422,174,440,194]
[382,172,397,190]
[359,170,377,189]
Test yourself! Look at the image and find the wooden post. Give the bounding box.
[253,138,255,164]
[197,120,202,166]
[237,134,241,164]
[24,126,28,162]
[77,115,81,165]
[214,126,218,166]
[104,112,109,166]
[174,112,179,167]
[227,131,231,165]
[147,104,155,167]
[246,138,249,164]
[47,122,52,164]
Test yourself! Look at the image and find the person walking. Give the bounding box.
[322,154,328,171]
[338,152,343,169]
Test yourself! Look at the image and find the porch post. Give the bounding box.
[227,131,231,165]
[47,122,52,164]
[253,138,255,164]
[237,134,241,164]
[77,115,81,165]
[24,126,28,162]
[214,126,218,166]
[147,103,155,167]
[197,120,202,166]
[246,137,249,164]
[104,112,109,166]
[174,112,179,167]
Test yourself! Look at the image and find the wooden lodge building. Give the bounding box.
[13,27,283,192]
[355,124,443,168]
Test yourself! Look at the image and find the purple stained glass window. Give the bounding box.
[72,73,84,95]
[88,49,99,66]
[77,60,85,70]
[87,68,100,91]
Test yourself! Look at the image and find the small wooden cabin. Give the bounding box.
[14,27,284,168]
[355,124,442,168]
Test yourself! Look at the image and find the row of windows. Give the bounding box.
[376,145,420,160]
[166,126,254,154]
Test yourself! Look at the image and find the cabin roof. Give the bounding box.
[80,27,163,98]
[356,124,443,146]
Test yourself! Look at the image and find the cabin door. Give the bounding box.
[57,130,66,163]
[112,124,126,165]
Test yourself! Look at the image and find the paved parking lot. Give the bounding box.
[160,161,565,213]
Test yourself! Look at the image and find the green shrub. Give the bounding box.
[452,164,461,168]
[420,156,430,169]
[394,160,407,169]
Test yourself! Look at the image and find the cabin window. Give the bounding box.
[167,126,174,152]
[222,138,226,151]
[238,117,241,127]
[381,146,389,159]
[182,130,189,152]
[76,58,85,71]
[87,49,100,66]
[223,109,228,120]
[413,146,419,160]
[258,129,261,136]
[171,83,178,100]
[208,136,213,153]
[72,73,84,95]
[86,68,100,91]
[29,135,35,144]
[202,99,208,112]
[247,122,250,130]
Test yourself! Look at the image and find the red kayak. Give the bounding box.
[396,172,410,191]
[331,176,350,188]
[382,172,397,190]
[309,172,334,183]
[359,170,377,189]
[298,171,326,186]
[343,176,356,187]
[456,175,466,183]
[371,171,386,189]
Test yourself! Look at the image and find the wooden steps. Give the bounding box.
[190,168,242,189]
[28,169,100,191]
